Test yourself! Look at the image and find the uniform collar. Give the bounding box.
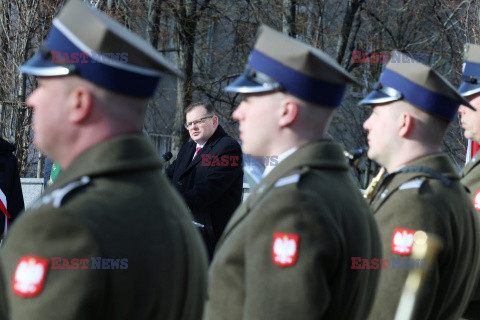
[261,146,298,179]
[399,153,459,179]
[371,153,459,212]
[461,154,480,178]
[220,140,349,242]
[52,134,162,188]
[246,140,348,207]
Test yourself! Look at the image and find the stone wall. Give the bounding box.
[20,178,44,209]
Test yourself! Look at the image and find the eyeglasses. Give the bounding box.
[184,116,214,130]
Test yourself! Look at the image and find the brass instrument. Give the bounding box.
[393,231,443,320]
[363,167,386,202]
[344,146,368,166]
[344,146,386,201]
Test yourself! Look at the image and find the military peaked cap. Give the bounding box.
[359,51,474,120]
[225,25,361,108]
[20,0,182,98]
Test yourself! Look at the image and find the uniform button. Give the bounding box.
[178,180,183,186]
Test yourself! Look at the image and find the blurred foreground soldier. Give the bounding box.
[0,1,208,319]
[360,51,480,319]
[457,43,480,319]
[204,25,382,320]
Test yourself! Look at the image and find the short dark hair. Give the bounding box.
[185,102,215,117]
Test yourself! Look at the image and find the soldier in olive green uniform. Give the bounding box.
[0,1,207,319]
[457,43,480,319]
[204,25,382,320]
[360,51,480,319]
[459,44,480,211]
[461,156,480,208]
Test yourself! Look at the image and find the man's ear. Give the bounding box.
[398,112,414,137]
[67,86,94,124]
[278,98,299,127]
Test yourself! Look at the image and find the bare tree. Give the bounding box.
[0,0,62,176]
[282,0,297,37]
[336,0,365,64]
[2,0,479,180]
[164,0,212,155]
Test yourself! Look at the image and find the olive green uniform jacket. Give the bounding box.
[368,153,480,320]
[0,134,208,320]
[461,154,480,211]
[460,155,480,319]
[204,140,382,320]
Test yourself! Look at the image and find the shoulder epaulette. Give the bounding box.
[31,176,91,209]
[274,174,300,188]
[398,178,425,191]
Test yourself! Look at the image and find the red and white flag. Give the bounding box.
[0,188,10,237]
[466,139,480,164]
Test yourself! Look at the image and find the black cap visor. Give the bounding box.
[19,45,76,77]
[359,83,403,105]
[225,67,283,94]
[459,77,480,98]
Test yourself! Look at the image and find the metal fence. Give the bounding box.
[147,133,172,157]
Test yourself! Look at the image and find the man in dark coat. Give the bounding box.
[0,138,24,225]
[166,102,243,260]
[0,1,208,319]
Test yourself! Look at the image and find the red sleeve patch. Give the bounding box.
[11,256,50,298]
[272,233,299,267]
[474,190,480,212]
[391,228,415,256]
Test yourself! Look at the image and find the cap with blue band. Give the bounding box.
[19,0,182,98]
[380,69,461,120]
[225,25,361,108]
[463,61,480,78]
[359,51,474,120]
[247,49,348,107]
